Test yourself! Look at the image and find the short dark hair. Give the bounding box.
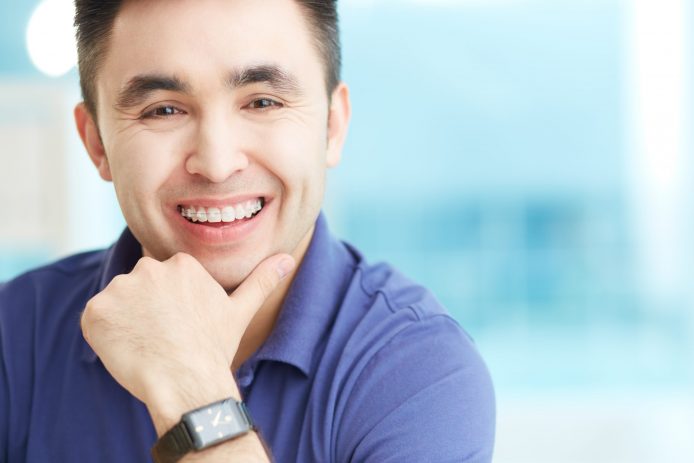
[74,0,341,117]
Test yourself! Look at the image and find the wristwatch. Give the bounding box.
[151,397,255,463]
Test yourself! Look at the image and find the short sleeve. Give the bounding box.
[336,314,495,463]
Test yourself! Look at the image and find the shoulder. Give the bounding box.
[0,250,105,324]
[328,252,495,462]
[0,250,106,358]
[338,250,474,358]
[359,258,450,318]
[348,252,491,382]
[332,251,496,462]
[0,250,109,458]
[1,250,104,290]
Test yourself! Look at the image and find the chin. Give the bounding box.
[202,258,255,292]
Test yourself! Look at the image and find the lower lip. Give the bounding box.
[172,200,269,245]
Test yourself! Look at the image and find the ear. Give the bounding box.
[326,82,351,168]
[74,102,112,181]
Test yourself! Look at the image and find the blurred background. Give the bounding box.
[1,0,692,461]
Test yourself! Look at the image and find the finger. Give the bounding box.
[228,253,295,326]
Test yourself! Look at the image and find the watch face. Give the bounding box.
[183,399,252,449]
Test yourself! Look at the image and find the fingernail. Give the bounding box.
[276,257,295,279]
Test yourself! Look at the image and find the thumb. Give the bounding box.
[228,253,296,326]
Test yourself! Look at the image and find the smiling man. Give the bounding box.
[0,1,495,462]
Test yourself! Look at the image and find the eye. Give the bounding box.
[247,98,283,111]
[141,105,185,119]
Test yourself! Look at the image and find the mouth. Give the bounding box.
[177,197,265,227]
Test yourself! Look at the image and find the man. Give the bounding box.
[0,0,495,461]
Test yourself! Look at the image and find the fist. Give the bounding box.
[80,251,294,411]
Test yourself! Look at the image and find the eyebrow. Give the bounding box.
[227,64,302,96]
[114,64,302,111]
[115,74,191,111]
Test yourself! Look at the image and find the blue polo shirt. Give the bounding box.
[0,213,495,462]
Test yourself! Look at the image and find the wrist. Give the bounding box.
[144,367,241,436]
[150,393,263,463]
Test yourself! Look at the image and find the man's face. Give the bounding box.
[82,0,348,290]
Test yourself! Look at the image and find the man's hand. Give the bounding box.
[80,251,294,436]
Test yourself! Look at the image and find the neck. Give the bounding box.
[231,225,315,371]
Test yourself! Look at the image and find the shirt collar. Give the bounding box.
[241,212,357,377]
[82,213,358,376]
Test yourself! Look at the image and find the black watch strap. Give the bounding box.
[151,421,194,463]
[151,398,254,463]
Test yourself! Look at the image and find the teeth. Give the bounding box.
[180,198,263,224]
[207,207,221,223]
[196,207,208,222]
[234,205,245,220]
[221,206,236,222]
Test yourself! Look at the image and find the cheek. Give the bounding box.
[108,132,183,205]
[252,119,327,182]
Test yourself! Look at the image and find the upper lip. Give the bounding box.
[173,194,268,209]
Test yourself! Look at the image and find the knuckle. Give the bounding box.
[134,256,150,267]
[83,295,103,317]
[171,252,194,265]
[80,306,91,329]
[171,252,204,276]
[104,274,128,292]
[81,299,99,330]
[134,256,157,271]
[109,274,126,286]
[80,313,90,342]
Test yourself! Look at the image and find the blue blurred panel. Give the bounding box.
[332,1,629,329]
[327,0,694,400]
[338,1,625,197]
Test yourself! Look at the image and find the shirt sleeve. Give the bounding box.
[335,313,496,463]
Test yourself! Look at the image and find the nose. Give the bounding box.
[185,114,249,183]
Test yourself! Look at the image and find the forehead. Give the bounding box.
[98,0,323,99]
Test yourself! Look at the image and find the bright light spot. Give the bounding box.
[628,0,687,302]
[26,0,77,77]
